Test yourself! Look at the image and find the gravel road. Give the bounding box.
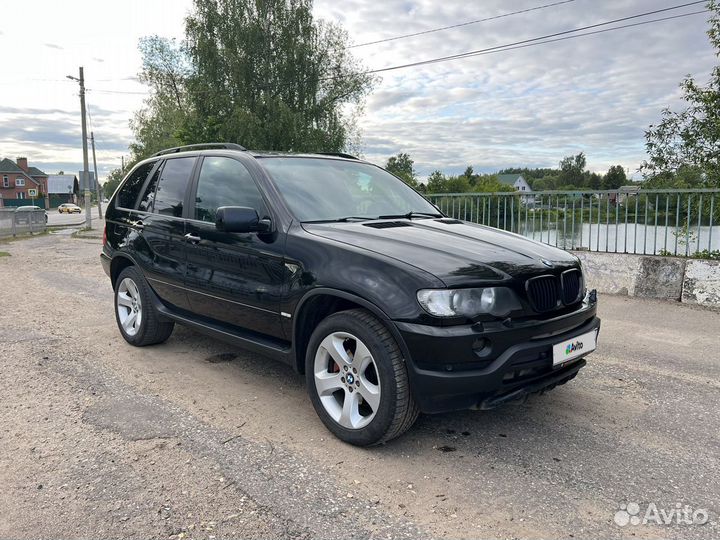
[1,229,718,539]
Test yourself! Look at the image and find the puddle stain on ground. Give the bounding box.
[205,352,239,364]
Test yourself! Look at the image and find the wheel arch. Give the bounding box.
[291,288,412,374]
[110,254,138,289]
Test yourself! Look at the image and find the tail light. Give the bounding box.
[102,224,107,246]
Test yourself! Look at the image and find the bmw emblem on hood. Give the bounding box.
[541,259,554,268]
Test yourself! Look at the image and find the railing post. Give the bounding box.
[653,194,659,255]
[686,195,692,257]
[571,198,576,249]
[643,196,649,255]
[634,195,639,254]
[596,194,601,252]
[664,195,669,254]
[605,195,610,252]
[709,194,715,252]
[675,194,681,256]
[588,195,593,252]
[697,194,703,255]
[624,199,629,254]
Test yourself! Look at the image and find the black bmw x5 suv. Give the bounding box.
[101,143,600,446]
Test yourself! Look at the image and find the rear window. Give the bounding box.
[138,165,161,213]
[117,160,156,209]
[153,157,196,217]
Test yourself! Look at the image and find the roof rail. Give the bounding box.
[316,152,359,160]
[152,143,246,157]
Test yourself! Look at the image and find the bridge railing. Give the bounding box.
[426,189,720,257]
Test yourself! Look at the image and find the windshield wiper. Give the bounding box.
[377,211,443,220]
[301,216,374,224]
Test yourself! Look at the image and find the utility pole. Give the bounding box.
[90,132,103,219]
[67,66,92,228]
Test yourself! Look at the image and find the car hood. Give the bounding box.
[302,218,579,287]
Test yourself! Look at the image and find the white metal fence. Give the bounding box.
[0,208,47,238]
[427,189,720,257]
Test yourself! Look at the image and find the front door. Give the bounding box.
[184,155,286,339]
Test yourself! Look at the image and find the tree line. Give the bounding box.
[384,151,629,194]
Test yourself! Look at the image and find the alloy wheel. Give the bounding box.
[116,277,143,337]
[313,332,381,430]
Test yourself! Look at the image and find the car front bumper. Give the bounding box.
[394,293,600,414]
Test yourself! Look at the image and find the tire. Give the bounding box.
[305,309,419,446]
[114,266,174,346]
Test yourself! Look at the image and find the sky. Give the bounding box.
[0,0,716,183]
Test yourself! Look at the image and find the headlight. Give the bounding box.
[417,287,522,318]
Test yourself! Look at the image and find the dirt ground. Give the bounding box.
[1,228,719,539]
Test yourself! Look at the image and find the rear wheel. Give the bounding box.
[306,309,418,446]
[114,266,174,346]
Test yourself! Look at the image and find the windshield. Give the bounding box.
[258,157,440,222]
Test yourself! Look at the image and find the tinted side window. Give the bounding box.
[138,164,162,213]
[118,161,156,209]
[154,157,196,217]
[194,157,267,223]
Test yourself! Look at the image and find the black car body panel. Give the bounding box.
[102,148,600,415]
[301,219,579,287]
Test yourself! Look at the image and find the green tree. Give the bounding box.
[602,165,627,190]
[426,170,446,193]
[642,164,705,189]
[385,153,419,188]
[586,171,602,190]
[641,2,720,186]
[460,165,478,186]
[102,167,125,199]
[129,36,190,161]
[559,153,587,186]
[473,174,509,193]
[182,0,373,153]
[443,175,471,193]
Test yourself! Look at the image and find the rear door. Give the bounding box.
[184,155,286,339]
[132,156,197,310]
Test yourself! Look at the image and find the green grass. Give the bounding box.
[0,251,10,257]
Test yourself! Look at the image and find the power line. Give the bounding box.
[62,1,712,97]
[364,1,707,75]
[87,88,147,95]
[84,7,710,97]
[407,10,710,77]
[349,0,578,48]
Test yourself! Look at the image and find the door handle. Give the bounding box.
[184,233,201,244]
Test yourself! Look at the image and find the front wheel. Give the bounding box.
[306,309,419,446]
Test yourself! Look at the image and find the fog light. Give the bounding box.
[472,338,491,357]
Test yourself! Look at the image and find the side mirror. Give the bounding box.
[215,206,271,233]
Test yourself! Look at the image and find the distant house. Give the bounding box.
[47,175,80,206]
[497,173,532,193]
[0,157,48,208]
[608,185,641,205]
[497,173,534,205]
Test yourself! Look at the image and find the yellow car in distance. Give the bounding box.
[58,203,82,214]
